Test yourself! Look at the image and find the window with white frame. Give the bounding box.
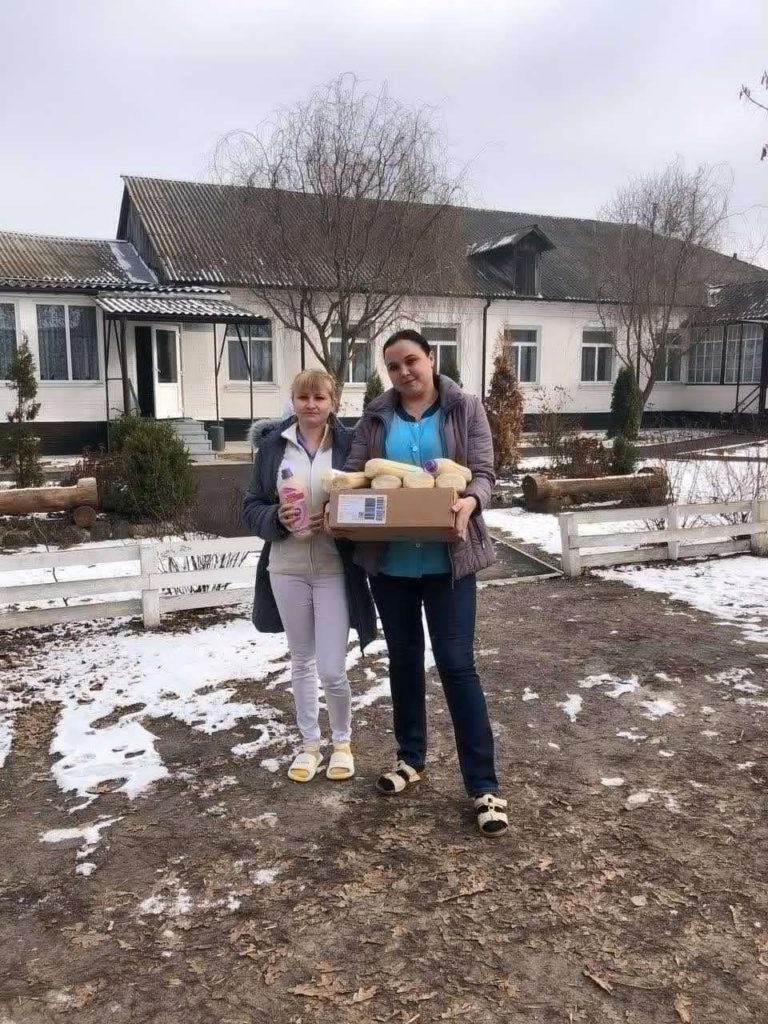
[656,332,682,382]
[329,324,371,383]
[725,323,763,384]
[580,330,614,382]
[421,325,460,376]
[228,321,273,382]
[503,327,538,382]
[0,303,16,379]
[36,304,99,381]
[688,327,723,383]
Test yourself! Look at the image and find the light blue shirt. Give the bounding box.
[380,401,451,577]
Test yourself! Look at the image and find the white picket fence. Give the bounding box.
[0,535,261,631]
[559,498,768,576]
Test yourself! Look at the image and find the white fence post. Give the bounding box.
[750,499,768,556]
[140,541,161,628]
[666,504,680,562]
[559,513,581,577]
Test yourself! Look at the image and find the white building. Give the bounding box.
[1,175,767,453]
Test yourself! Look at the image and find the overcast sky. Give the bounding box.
[1,0,766,262]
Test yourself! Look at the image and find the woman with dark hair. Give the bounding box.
[344,329,508,836]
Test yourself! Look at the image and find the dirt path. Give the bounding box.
[1,575,767,1023]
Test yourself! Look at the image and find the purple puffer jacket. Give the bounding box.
[344,375,496,581]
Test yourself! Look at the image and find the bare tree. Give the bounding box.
[214,74,463,392]
[740,70,768,160]
[590,160,731,413]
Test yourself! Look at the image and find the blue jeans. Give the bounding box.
[369,572,498,797]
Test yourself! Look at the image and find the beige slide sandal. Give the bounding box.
[287,748,324,783]
[326,743,355,781]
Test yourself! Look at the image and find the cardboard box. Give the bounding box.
[328,487,459,541]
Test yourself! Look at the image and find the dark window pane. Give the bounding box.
[514,252,537,294]
[518,345,537,382]
[437,343,459,374]
[250,336,273,382]
[37,304,68,380]
[156,329,178,383]
[505,328,537,346]
[583,330,613,346]
[0,303,16,378]
[228,329,250,380]
[581,346,596,381]
[68,306,98,380]
[350,342,370,383]
[666,347,681,382]
[597,347,612,381]
[422,326,457,343]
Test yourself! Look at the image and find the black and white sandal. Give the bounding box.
[474,794,509,837]
[376,759,423,795]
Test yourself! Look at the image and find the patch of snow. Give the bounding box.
[252,867,279,886]
[598,557,768,645]
[40,817,121,873]
[701,730,720,738]
[700,706,717,716]
[522,687,539,702]
[641,697,680,719]
[737,761,757,771]
[578,673,640,698]
[547,741,560,750]
[352,677,392,710]
[137,881,243,918]
[558,694,583,722]
[617,729,648,742]
[2,616,289,806]
[601,777,625,787]
[624,789,680,813]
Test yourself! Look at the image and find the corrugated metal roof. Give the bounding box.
[0,231,156,290]
[96,292,260,320]
[120,175,768,302]
[691,280,768,325]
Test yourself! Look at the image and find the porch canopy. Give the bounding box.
[685,280,768,417]
[96,287,268,424]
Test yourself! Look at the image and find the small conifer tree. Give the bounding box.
[608,365,641,440]
[440,353,463,388]
[1,336,43,487]
[363,369,384,409]
[484,342,524,475]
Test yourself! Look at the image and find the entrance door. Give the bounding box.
[133,325,183,419]
[153,328,183,418]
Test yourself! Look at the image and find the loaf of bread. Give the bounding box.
[321,470,369,491]
[435,472,467,493]
[402,472,436,489]
[423,458,472,483]
[371,474,403,490]
[364,458,424,480]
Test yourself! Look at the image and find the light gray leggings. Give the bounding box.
[269,572,352,744]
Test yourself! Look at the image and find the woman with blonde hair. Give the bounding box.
[244,369,376,783]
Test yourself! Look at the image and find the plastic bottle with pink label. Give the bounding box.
[278,461,311,538]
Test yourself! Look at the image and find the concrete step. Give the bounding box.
[167,419,213,456]
[182,440,213,455]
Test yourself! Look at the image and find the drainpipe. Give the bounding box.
[481,297,493,399]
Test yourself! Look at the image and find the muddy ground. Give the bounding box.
[1,574,767,1024]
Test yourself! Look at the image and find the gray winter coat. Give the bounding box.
[343,375,496,581]
[243,416,377,651]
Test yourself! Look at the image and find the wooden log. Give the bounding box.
[522,470,667,508]
[71,505,97,528]
[0,477,98,516]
